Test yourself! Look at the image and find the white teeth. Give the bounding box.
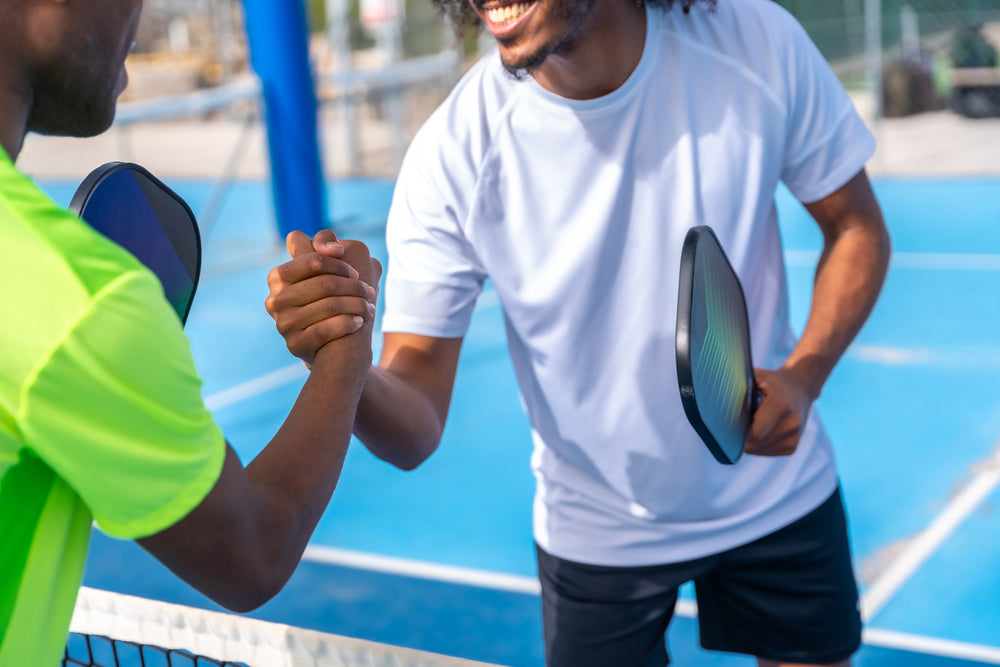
[486,2,531,26]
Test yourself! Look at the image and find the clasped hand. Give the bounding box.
[265,229,382,366]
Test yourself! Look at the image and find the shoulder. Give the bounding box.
[650,0,826,112]
[403,50,523,188]
[0,161,165,389]
[652,0,813,60]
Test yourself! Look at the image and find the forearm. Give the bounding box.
[240,333,373,580]
[352,365,444,470]
[148,331,372,610]
[784,220,890,397]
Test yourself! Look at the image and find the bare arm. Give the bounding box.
[354,333,463,470]
[138,241,380,613]
[265,229,464,471]
[746,169,890,456]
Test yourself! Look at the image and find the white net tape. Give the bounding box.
[70,587,505,667]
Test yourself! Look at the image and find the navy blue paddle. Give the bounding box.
[69,162,201,325]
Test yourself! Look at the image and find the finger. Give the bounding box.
[746,424,798,455]
[286,231,315,259]
[746,414,801,456]
[273,253,360,286]
[312,229,345,258]
[269,273,374,312]
[746,393,783,445]
[746,442,797,457]
[272,294,374,337]
[286,315,366,362]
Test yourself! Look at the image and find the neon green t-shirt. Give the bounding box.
[0,149,226,665]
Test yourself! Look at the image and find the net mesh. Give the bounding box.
[67,587,504,667]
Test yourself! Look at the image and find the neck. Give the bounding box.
[533,1,647,100]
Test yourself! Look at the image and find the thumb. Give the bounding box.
[312,228,345,258]
[286,230,315,259]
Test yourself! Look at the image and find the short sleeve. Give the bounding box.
[20,270,225,539]
[381,131,487,338]
[779,15,876,203]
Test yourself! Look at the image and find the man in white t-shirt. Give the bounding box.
[266,0,890,664]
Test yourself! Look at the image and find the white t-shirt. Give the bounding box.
[382,0,875,566]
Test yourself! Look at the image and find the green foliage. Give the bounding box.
[306,0,328,32]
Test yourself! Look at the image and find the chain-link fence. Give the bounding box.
[18,0,463,183]
[783,0,1000,116]
[779,0,1000,174]
[16,0,1000,182]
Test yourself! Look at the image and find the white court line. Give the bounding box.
[203,278,1000,658]
[848,344,1000,369]
[301,548,1000,662]
[785,249,1000,271]
[863,628,1000,664]
[202,285,500,412]
[860,439,1000,621]
[302,545,541,595]
[204,363,308,411]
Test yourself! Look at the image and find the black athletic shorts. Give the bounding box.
[536,488,862,666]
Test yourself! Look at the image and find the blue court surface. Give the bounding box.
[44,174,1000,666]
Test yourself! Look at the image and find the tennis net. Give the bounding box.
[67,587,504,667]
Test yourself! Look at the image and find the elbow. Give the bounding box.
[393,455,430,472]
[380,441,437,471]
[215,587,279,614]
[205,563,292,613]
[183,535,298,613]
[370,433,438,471]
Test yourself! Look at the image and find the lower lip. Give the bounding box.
[484,2,537,38]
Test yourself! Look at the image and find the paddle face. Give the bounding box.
[69,162,201,325]
[676,226,758,465]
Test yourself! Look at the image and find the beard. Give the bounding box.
[28,54,120,138]
[497,0,598,78]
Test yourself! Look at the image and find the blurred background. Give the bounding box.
[16,0,1000,188]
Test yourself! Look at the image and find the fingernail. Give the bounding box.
[321,239,342,249]
[349,267,359,279]
[353,316,364,327]
[367,302,376,317]
[365,284,376,300]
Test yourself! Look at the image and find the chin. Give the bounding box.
[30,103,117,139]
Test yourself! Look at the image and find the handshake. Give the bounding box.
[265,229,382,367]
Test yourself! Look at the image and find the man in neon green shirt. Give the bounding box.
[0,1,380,664]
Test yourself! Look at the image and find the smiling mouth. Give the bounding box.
[483,1,534,26]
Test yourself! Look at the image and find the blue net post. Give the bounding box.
[242,0,327,239]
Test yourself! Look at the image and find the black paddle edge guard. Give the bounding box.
[69,162,202,325]
[675,225,762,465]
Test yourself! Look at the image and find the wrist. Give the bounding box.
[780,354,829,401]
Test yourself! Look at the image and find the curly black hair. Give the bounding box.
[434,0,714,39]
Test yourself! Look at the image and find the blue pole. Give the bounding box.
[242,0,326,238]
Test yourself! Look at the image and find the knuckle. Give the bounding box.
[306,254,325,273]
[275,314,297,336]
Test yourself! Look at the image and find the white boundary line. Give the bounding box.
[201,285,500,413]
[300,547,1000,662]
[302,545,541,595]
[204,362,308,411]
[200,273,1000,660]
[864,628,1000,664]
[861,439,1000,620]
